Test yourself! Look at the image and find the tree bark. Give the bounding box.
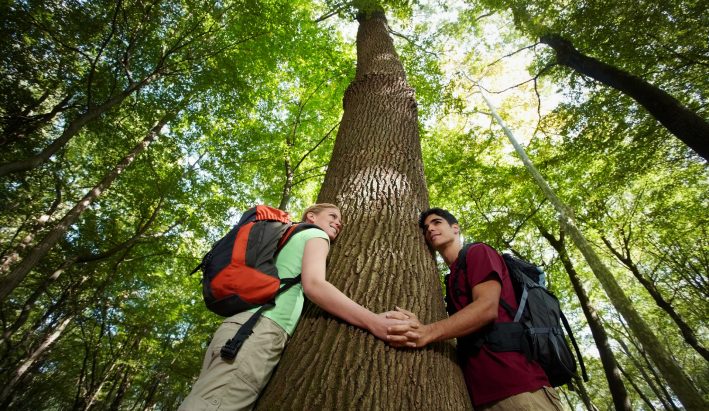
[482,91,707,410]
[539,226,631,411]
[0,171,62,275]
[108,367,132,411]
[256,11,471,410]
[540,33,709,161]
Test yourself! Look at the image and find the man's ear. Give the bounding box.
[452,224,460,235]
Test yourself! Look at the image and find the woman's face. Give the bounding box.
[306,207,343,240]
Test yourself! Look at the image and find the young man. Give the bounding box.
[388,208,563,410]
[180,203,414,411]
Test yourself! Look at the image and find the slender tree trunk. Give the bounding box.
[257,11,471,410]
[540,33,709,161]
[568,378,598,411]
[601,235,709,361]
[278,157,294,211]
[84,361,119,411]
[626,334,682,411]
[140,374,162,410]
[0,79,152,177]
[617,338,678,411]
[0,274,79,365]
[85,333,143,411]
[539,226,631,410]
[0,172,62,275]
[617,363,656,410]
[482,92,707,410]
[108,367,132,411]
[1,259,80,344]
[0,109,176,302]
[0,314,75,405]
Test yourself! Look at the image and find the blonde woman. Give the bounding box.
[180,203,414,410]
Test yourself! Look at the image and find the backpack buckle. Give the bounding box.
[220,337,245,360]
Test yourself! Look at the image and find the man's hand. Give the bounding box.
[387,280,502,348]
[368,311,418,343]
[384,307,435,348]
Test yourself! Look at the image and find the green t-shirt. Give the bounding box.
[248,228,329,335]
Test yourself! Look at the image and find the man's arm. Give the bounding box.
[301,237,414,342]
[388,279,501,348]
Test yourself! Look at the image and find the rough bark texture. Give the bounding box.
[255,12,471,411]
[540,33,709,162]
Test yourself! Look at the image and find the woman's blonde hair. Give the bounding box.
[301,203,340,222]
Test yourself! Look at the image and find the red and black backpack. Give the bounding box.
[190,205,321,359]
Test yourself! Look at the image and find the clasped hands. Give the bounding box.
[378,307,431,348]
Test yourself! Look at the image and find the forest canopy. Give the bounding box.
[0,0,706,409]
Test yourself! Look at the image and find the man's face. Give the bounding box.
[422,214,459,249]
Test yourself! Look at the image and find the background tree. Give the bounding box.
[0,0,706,409]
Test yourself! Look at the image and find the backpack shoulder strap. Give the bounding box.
[456,242,480,272]
[456,242,519,318]
[560,311,589,382]
[277,223,324,251]
[220,274,303,361]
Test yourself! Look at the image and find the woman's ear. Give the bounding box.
[305,211,316,223]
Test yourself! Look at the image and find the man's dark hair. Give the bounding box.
[418,208,459,232]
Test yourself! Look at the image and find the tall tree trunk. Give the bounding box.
[1,259,76,344]
[617,338,678,411]
[108,367,132,411]
[0,314,75,405]
[481,92,707,410]
[277,156,294,211]
[568,377,598,411]
[539,33,709,161]
[0,169,62,275]
[0,108,178,302]
[256,11,471,410]
[84,361,119,411]
[601,235,709,361]
[0,78,152,177]
[624,331,682,411]
[617,363,656,410]
[538,225,631,410]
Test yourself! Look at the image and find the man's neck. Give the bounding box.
[439,240,463,266]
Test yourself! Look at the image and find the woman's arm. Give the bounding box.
[300,237,413,341]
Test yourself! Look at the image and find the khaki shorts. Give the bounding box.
[478,386,564,411]
[179,312,288,411]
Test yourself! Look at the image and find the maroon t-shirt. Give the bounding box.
[447,243,549,406]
